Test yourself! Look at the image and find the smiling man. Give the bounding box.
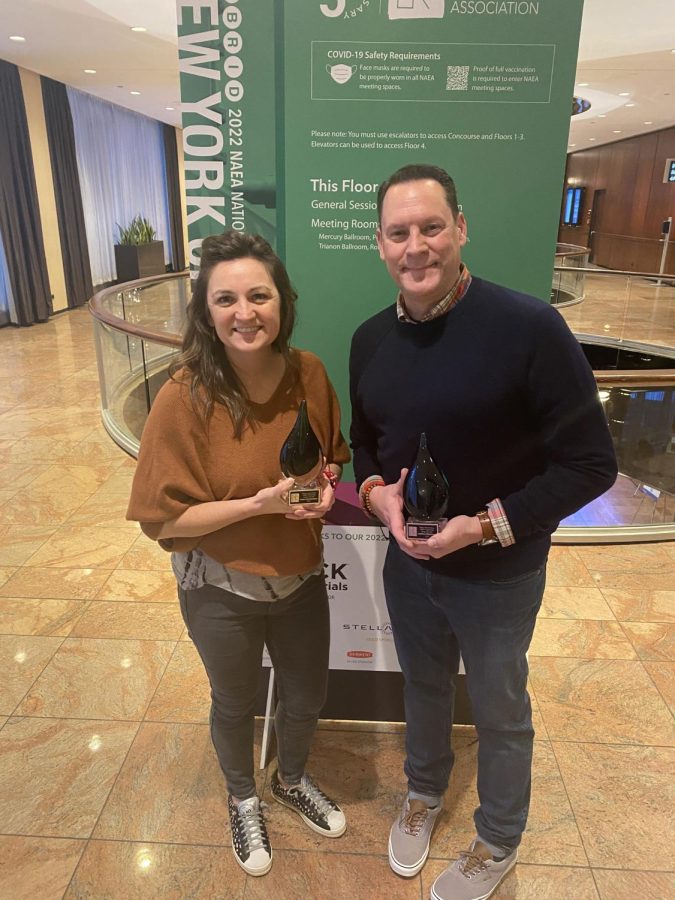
[349,164,617,900]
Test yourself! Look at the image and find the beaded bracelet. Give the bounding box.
[322,467,339,490]
[360,477,386,517]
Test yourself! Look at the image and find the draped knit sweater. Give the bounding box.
[127,350,350,577]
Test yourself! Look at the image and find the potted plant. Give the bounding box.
[114,215,165,281]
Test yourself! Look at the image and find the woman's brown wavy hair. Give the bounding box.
[175,230,297,437]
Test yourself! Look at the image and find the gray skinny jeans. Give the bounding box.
[178,573,329,800]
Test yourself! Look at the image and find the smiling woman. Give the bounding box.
[126,230,351,877]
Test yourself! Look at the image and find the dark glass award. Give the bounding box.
[403,432,450,540]
[279,400,323,505]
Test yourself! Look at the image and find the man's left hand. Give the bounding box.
[417,514,483,558]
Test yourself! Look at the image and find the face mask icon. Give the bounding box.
[326,64,356,84]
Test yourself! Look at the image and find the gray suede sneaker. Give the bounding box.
[388,795,442,877]
[430,838,517,900]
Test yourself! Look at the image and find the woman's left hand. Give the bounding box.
[284,474,335,521]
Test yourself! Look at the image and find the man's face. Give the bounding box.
[376,179,467,312]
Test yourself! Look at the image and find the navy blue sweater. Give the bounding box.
[349,277,618,579]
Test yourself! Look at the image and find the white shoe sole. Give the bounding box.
[273,792,347,838]
[388,832,429,877]
[232,843,273,877]
[430,853,517,900]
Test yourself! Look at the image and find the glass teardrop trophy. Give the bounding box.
[403,432,450,540]
[279,400,323,506]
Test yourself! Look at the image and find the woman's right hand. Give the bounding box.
[254,477,296,515]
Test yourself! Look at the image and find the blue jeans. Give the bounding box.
[383,540,545,854]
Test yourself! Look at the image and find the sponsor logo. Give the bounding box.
[324,561,349,593]
[347,650,373,658]
[343,622,393,633]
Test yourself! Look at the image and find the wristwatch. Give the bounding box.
[476,509,499,546]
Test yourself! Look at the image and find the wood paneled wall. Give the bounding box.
[558,126,675,274]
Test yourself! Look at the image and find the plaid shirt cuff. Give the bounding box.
[486,498,515,547]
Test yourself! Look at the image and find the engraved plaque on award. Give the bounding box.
[403,432,450,540]
[279,400,323,506]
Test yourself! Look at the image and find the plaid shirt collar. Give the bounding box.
[396,264,472,324]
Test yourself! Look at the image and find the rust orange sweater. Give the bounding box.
[127,350,350,577]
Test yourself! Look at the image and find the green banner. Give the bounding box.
[177,0,584,478]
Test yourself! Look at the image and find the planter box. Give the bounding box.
[114,241,165,282]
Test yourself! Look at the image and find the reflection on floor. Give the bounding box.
[0,308,673,899]
[559,272,675,347]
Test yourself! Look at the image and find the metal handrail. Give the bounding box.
[552,265,674,278]
[88,271,186,347]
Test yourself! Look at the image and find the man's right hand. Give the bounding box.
[368,469,431,560]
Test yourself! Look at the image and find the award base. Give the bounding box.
[288,485,321,506]
[405,519,446,541]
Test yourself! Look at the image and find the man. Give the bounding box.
[349,164,617,900]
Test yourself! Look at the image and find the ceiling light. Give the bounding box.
[577,82,589,87]
[589,137,596,141]
[165,106,174,110]
[131,26,147,32]
[619,92,630,97]
[569,143,576,147]
[625,103,635,107]
[598,114,607,118]
[130,90,140,95]
[9,35,26,42]
[84,69,96,74]
[644,120,653,125]
[612,130,622,133]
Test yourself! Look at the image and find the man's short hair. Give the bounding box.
[377,164,460,222]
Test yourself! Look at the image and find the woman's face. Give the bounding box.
[205,257,281,360]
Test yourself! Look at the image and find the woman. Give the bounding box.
[127,231,350,877]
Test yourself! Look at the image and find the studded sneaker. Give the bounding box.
[430,838,517,900]
[271,771,346,837]
[228,794,272,877]
[388,795,442,877]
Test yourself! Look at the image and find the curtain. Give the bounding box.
[0,59,52,325]
[41,77,93,308]
[66,86,172,285]
[163,124,186,272]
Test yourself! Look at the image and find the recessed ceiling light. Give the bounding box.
[130,90,140,95]
[165,106,174,110]
[644,120,653,125]
[131,26,147,32]
[612,130,622,134]
[569,143,576,147]
[9,35,26,42]
[598,114,607,118]
[577,82,589,87]
[589,137,596,141]
[84,69,96,74]
[619,92,630,97]
[625,103,635,107]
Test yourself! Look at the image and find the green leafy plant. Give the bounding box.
[115,215,157,245]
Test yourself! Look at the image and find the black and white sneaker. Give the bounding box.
[271,770,346,837]
[228,794,272,876]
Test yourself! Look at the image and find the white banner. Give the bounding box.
[263,524,465,673]
[263,524,398,671]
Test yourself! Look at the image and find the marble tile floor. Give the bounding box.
[0,309,673,899]
[558,272,675,349]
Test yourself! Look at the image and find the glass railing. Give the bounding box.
[552,243,590,306]
[90,273,188,455]
[90,270,675,541]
